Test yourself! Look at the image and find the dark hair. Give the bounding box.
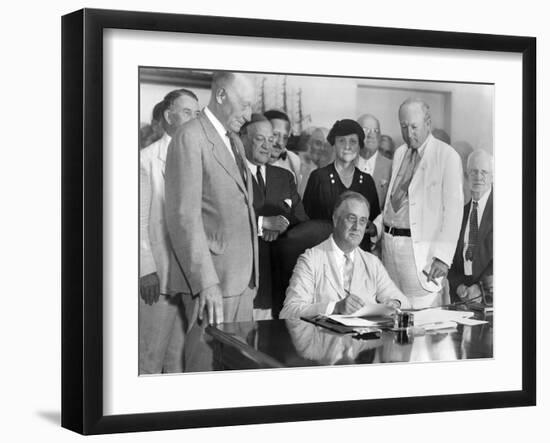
[332,191,370,218]
[240,113,270,136]
[151,100,165,124]
[327,119,365,149]
[264,109,290,124]
[163,88,199,107]
[156,88,199,129]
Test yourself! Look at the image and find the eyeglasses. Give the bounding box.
[467,169,491,178]
[344,214,369,226]
[362,127,380,135]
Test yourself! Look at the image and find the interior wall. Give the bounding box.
[139,74,494,155]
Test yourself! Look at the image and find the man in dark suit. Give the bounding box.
[448,149,493,303]
[240,114,308,319]
[165,71,258,371]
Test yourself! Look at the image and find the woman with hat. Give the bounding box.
[302,118,380,249]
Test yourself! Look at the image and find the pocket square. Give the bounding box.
[284,198,292,208]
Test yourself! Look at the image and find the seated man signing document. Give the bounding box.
[280,191,409,319]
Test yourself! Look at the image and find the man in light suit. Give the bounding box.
[280,191,409,320]
[265,109,302,189]
[139,89,199,374]
[355,114,393,208]
[240,114,308,319]
[165,72,258,372]
[373,98,464,309]
[448,150,493,303]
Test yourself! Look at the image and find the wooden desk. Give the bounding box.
[206,313,493,370]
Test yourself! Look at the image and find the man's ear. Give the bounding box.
[163,109,172,126]
[215,87,226,105]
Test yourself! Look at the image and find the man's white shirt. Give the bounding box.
[356,151,378,176]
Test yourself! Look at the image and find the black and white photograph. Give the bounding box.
[57,5,537,436]
[138,68,494,374]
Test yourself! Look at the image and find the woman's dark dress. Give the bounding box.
[303,162,380,250]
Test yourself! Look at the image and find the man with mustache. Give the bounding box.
[264,109,302,189]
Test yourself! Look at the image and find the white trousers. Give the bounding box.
[382,233,441,309]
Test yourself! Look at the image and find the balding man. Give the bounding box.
[356,114,393,207]
[240,114,308,319]
[448,150,493,304]
[165,72,258,371]
[374,98,464,309]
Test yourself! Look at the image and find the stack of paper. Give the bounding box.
[327,316,380,328]
[412,308,487,328]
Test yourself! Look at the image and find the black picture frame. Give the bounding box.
[61,8,536,435]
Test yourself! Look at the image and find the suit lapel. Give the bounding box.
[324,262,345,300]
[455,201,470,272]
[200,114,248,196]
[409,136,433,192]
[251,171,265,212]
[372,154,381,182]
[477,189,493,241]
[265,164,273,201]
[265,165,283,202]
[349,251,366,296]
[321,240,346,300]
[157,133,171,178]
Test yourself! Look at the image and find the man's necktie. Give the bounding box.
[343,253,353,293]
[226,131,248,186]
[465,200,479,261]
[256,166,266,196]
[390,148,419,213]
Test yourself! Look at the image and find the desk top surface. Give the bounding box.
[207,312,493,370]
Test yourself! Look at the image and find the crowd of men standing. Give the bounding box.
[139,71,494,374]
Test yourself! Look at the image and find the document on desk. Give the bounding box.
[413,308,487,327]
[327,315,381,328]
[325,303,395,327]
[350,302,395,318]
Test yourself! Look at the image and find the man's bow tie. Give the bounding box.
[278,151,287,161]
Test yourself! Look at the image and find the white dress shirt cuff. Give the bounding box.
[326,301,336,315]
[257,216,264,237]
